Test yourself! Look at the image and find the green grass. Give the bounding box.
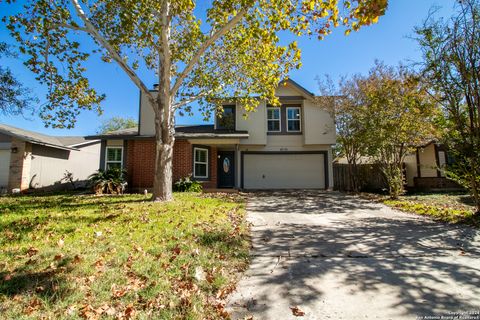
[0,192,250,319]
[381,192,480,227]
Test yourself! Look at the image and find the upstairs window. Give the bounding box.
[267,107,281,132]
[193,147,209,179]
[287,107,301,132]
[216,105,235,130]
[105,147,123,170]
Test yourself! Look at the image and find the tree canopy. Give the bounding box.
[0,42,36,116]
[4,0,387,127]
[97,116,138,134]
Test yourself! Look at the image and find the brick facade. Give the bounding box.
[125,139,217,190]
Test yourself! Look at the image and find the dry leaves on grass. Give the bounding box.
[24,298,42,315]
[290,306,305,317]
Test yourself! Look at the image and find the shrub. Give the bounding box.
[173,175,202,192]
[89,168,127,195]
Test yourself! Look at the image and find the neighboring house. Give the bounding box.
[0,124,101,193]
[334,140,460,191]
[87,79,336,191]
[404,140,459,190]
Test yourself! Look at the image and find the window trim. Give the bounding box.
[286,106,302,132]
[267,107,282,133]
[193,147,209,179]
[105,146,123,170]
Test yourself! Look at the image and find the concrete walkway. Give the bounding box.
[227,191,480,320]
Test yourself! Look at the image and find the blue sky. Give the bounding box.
[0,0,455,136]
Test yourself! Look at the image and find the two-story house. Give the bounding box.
[88,79,335,191]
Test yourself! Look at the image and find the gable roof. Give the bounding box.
[0,123,97,150]
[280,79,315,97]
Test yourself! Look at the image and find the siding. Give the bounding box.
[29,142,100,189]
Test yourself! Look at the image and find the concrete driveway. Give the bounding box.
[227,191,480,320]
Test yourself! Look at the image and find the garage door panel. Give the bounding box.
[243,153,325,189]
[0,150,11,187]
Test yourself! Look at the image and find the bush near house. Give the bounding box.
[173,175,203,193]
[88,168,127,195]
[0,193,249,319]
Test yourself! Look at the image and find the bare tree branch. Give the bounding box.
[170,8,247,97]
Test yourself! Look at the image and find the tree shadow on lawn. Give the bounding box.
[0,195,148,214]
[230,215,480,318]
[0,259,73,302]
[1,212,123,244]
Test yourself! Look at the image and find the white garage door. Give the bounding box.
[243,153,325,189]
[0,150,11,188]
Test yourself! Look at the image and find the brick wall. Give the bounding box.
[125,139,217,190]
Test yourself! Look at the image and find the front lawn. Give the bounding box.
[381,192,480,227]
[0,192,250,319]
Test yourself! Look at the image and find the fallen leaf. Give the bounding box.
[123,304,136,319]
[3,274,12,281]
[54,254,64,261]
[73,254,83,264]
[290,306,305,317]
[111,284,127,298]
[24,298,42,315]
[79,304,97,320]
[27,247,39,257]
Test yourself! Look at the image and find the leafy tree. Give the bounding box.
[4,0,387,201]
[362,63,438,198]
[322,62,438,197]
[318,75,369,192]
[415,0,480,214]
[0,42,36,116]
[97,116,138,134]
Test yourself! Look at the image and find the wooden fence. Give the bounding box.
[333,163,388,192]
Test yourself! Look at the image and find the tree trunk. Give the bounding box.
[152,100,175,202]
[152,138,174,201]
[152,0,173,202]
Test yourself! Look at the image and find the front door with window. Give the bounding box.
[217,151,235,188]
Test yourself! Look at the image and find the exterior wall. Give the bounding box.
[418,144,438,178]
[139,91,156,136]
[138,82,335,147]
[125,139,217,191]
[236,100,267,145]
[0,135,12,190]
[29,142,100,189]
[8,139,31,191]
[303,99,336,145]
[404,154,417,187]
